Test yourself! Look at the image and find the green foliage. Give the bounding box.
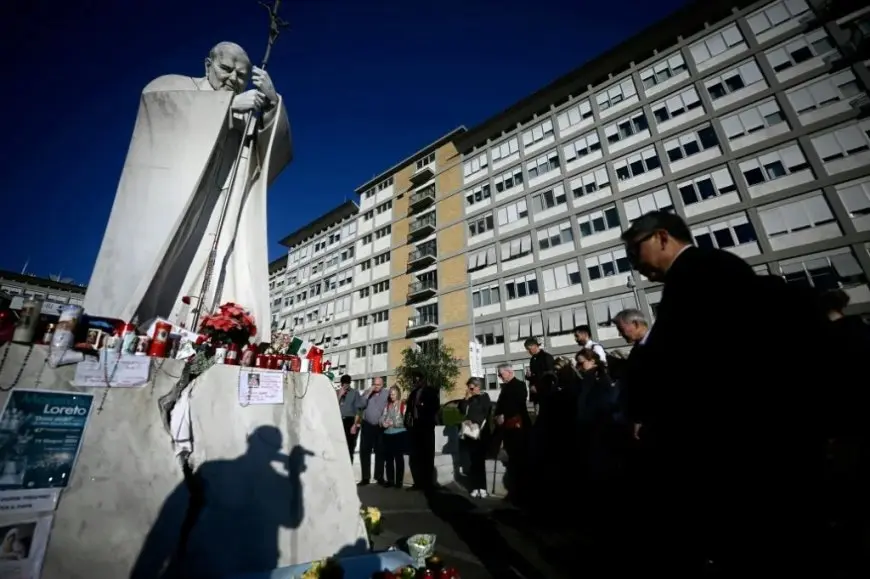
[396,341,461,394]
[440,405,464,426]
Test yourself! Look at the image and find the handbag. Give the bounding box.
[503,416,523,429]
[461,420,485,440]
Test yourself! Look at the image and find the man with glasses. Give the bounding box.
[619,210,824,574]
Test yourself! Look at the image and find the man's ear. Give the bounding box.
[204,57,212,76]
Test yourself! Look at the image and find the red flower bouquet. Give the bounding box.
[198,302,258,347]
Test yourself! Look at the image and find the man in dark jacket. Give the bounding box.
[494,363,531,504]
[404,370,440,491]
[621,210,826,574]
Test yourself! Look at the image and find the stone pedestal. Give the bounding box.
[0,344,367,579]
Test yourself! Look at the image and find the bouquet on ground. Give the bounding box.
[360,505,382,537]
[299,557,344,579]
[198,302,257,347]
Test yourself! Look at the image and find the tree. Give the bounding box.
[395,341,461,394]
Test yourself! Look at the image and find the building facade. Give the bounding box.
[452,0,870,394]
[270,0,870,396]
[0,271,86,307]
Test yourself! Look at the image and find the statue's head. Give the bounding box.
[204,41,251,94]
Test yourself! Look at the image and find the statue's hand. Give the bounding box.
[252,67,278,106]
[231,89,266,113]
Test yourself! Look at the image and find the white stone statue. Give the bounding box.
[84,41,292,341]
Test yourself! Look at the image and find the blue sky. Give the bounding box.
[1,0,689,283]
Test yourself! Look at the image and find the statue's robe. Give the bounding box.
[84,75,292,341]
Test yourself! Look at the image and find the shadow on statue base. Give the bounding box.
[0,345,367,579]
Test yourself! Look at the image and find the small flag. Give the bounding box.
[288,336,322,359]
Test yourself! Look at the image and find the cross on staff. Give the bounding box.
[190,0,289,332]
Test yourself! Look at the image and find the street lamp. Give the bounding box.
[626,275,640,305]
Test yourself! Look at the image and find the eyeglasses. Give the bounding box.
[626,232,656,266]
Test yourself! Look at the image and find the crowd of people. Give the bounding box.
[337,210,869,574]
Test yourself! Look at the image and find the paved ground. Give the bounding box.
[357,483,584,579]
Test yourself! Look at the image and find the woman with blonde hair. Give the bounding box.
[379,385,407,488]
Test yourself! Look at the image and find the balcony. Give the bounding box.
[407,278,437,302]
[406,313,438,336]
[407,244,437,270]
[408,214,436,241]
[409,164,435,186]
[408,185,436,214]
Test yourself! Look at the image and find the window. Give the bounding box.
[493,166,524,194]
[468,213,495,237]
[758,194,836,237]
[547,306,588,336]
[491,137,519,163]
[786,70,862,115]
[651,86,702,125]
[505,273,539,300]
[325,275,337,291]
[472,284,501,308]
[373,280,390,294]
[586,248,630,280]
[779,248,866,292]
[563,131,601,163]
[376,177,394,191]
[508,313,544,342]
[810,121,870,163]
[531,185,567,213]
[374,225,391,239]
[640,52,688,90]
[664,125,719,164]
[372,310,389,323]
[356,316,369,327]
[624,189,674,221]
[352,378,366,390]
[363,211,374,222]
[746,0,810,37]
[360,260,371,271]
[500,233,533,263]
[720,99,786,141]
[361,234,372,244]
[342,220,357,238]
[463,152,488,178]
[837,178,870,219]
[465,183,492,207]
[604,111,649,145]
[592,294,638,328]
[415,152,435,170]
[497,199,529,226]
[372,342,388,355]
[376,200,392,214]
[578,206,621,236]
[765,29,836,73]
[415,304,438,325]
[522,119,554,149]
[678,167,738,206]
[541,260,582,292]
[475,321,505,346]
[537,220,574,250]
[363,188,375,199]
[692,214,758,250]
[595,77,637,111]
[525,150,561,179]
[310,283,322,297]
[738,143,810,186]
[570,166,611,199]
[613,147,661,182]
[419,339,439,355]
[334,295,351,314]
[467,246,498,272]
[373,252,390,265]
[556,101,593,131]
[341,246,354,262]
[689,24,745,65]
[704,60,765,101]
[359,287,369,298]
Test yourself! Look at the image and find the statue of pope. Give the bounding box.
[84,42,292,341]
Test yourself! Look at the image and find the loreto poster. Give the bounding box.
[0,514,52,579]
[0,390,93,515]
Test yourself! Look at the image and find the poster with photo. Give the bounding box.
[0,514,53,579]
[0,390,94,514]
[237,370,284,405]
